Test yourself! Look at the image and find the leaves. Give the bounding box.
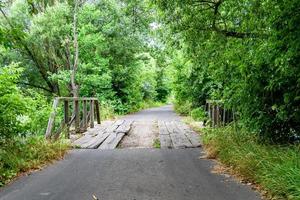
[156,0,300,143]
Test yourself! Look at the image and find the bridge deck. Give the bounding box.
[72,120,133,149]
[72,119,201,149]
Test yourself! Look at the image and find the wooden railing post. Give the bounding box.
[216,105,220,126]
[95,100,101,124]
[90,100,94,128]
[82,100,87,131]
[75,99,80,133]
[45,98,59,139]
[64,100,70,138]
[46,97,99,140]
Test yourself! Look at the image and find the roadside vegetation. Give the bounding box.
[0,0,169,186]
[183,111,300,199]
[154,1,300,199]
[1,0,299,198]
[153,138,161,148]
[0,137,69,186]
[203,126,300,200]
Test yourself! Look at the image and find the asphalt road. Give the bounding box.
[0,106,261,200]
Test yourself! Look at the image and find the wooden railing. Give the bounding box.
[205,100,234,127]
[45,97,101,140]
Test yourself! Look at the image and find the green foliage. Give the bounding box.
[174,100,192,115]
[202,126,300,200]
[153,138,161,148]
[155,0,300,143]
[0,136,69,186]
[0,64,52,139]
[1,0,171,116]
[0,64,28,139]
[191,107,207,121]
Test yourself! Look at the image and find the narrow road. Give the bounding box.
[0,105,261,200]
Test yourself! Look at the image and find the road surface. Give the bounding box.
[0,105,261,200]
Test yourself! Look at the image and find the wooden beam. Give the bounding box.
[45,98,60,139]
[90,100,94,128]
[82,100,87,131]
[64,100,70,138]
[95,100,101,124]
[75,99,80,133]
[56,97,98,101]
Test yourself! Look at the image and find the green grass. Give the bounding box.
[201,126,300,200]
[0,136,69,186]
[153,138,161,148]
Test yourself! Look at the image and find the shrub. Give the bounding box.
[174,100,192,115]
[0,64,28,139]
[0,136,69,186]
[202,126,300,199]
[191,107,207,121]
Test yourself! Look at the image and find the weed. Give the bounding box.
[0,136,69,186]
[202,126,300,200]
[153,138,161,148]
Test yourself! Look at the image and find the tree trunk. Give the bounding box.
[71,0,79,98]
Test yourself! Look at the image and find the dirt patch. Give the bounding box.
[119,120,159,148]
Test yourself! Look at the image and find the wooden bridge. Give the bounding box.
[45,97,101,140]
[45,97,201,150]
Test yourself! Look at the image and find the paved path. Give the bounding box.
[0,105,261,200]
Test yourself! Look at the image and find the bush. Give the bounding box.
[0,64,28,139]
[202,126,300,199]
[191,107,207,121]
[0,136,69,186]
[174,100,192,115]
[0,64,52,138]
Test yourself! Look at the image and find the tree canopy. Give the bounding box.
[0,0,300,143]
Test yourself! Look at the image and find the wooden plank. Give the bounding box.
[98,120,130,149]
[73,126,105,146]
[73,122,113,147]
[74,120,122,148]
[165,121,177,133]
[98,132,125,150]
[167,121,193,148]
[175,123,201,148]
[158,121,169,135]
[116,120,132,134]
[158,121,172,148]
[45,98,60,139]
[106,120,124,132]
[81,132,110,149]
[159,134,172,149]
[56,97,98,101]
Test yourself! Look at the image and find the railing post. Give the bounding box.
[216,105,220,127]
[75,99,80,133]
[82,100,87,131]
[95,100,101,124]
[90,100,94,128]
[212,104,215,127]
[223,108,226,126]
[64,100,70,138]
[45,98,59,139]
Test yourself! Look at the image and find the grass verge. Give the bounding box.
[0,136,69,187]
[201,126,300,200]
[181,116,300,199]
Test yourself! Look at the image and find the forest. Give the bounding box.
[0,0,299,199]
